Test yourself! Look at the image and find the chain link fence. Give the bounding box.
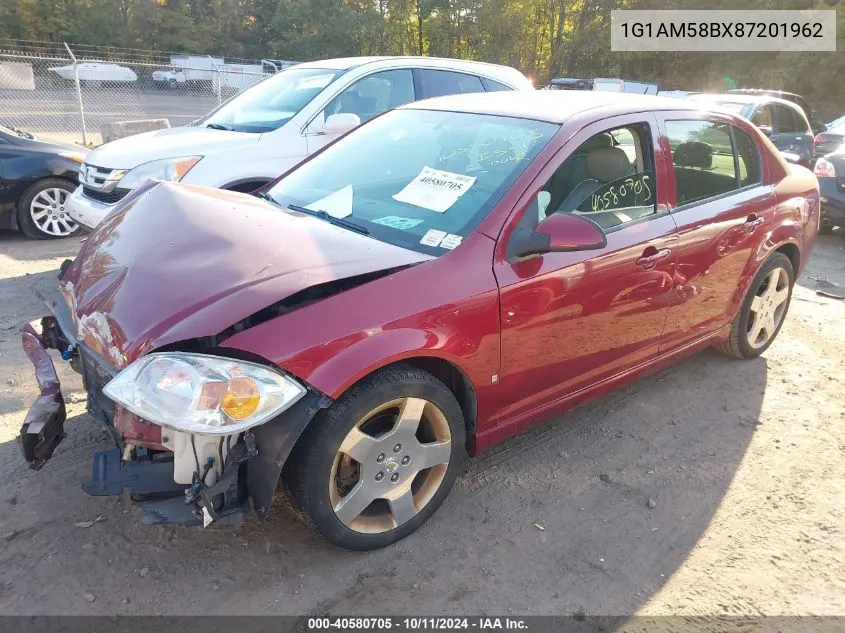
[0,41,292,147]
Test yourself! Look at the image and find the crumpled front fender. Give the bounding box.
[247,390,332,519]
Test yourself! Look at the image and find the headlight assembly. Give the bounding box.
[103,352,305,435]
[117,156,202,190]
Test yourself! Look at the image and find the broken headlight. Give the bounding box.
[103,352,305,435]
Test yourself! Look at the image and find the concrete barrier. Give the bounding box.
[100,119,170,144]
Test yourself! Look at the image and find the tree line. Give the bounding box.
[1,0,843,117]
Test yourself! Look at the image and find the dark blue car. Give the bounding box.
[0,123,87,239]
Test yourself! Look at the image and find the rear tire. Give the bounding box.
[284,365,466,550]
[17,179,79,240]
[714,252,794,359]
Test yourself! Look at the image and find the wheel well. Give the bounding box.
[223,180,270,194]
[390,357,478,442]
[775,242,800,276]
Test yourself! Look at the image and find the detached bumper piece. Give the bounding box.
[19,322,67,470]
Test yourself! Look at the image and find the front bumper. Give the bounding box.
[67,185,115,231]
[19,322,67,470]
[19,302,331,526]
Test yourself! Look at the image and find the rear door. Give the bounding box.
[414,69,486,99]
[655,112,776,354]
[491,113,679,424]
[772,103,813,165]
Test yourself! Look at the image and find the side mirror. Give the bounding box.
[514,212,607,258]
[312,113,361,136]
[758,125,773,137]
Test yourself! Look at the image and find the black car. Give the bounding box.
[814,122,845,161]
[814,147,845,234]
[0,124,87,239]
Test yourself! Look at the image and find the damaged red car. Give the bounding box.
[20,92,819,550]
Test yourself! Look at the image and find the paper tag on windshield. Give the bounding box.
[440,234,462,250]
[393,166,476,213]
[420,229,447,247]
[306,185,353,218]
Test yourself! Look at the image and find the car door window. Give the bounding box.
[481,77,513,92]
[418,70,485,98]
[732,127,762,186]
[792,108,811,134]
[774,105,798,133]
[666,120,740,205]
[322,69,414,124]
[527,124,657,232]
[751,106,773,128]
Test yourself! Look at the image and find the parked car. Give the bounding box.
[67,56,533,231]
[727,88,824,134]
[813,120,845,161]
[813,146,845,233]
[688,93,815,166]
[151,67,188,89]
[548,77,658,94]
[826,114,845,130]
[0,123,87,239]
[21,92,818,549]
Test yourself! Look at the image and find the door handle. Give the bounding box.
[636,247,671,270]
[743,213,765,232]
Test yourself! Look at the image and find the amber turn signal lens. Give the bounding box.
[220,376,261,420]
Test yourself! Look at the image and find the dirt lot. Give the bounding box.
[0,229,843,617]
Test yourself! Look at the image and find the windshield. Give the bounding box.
[705,100,752,117]
[199,67,342,133]
[0,122,33,139]
[266,109,558,255]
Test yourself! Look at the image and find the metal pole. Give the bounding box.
[208,55,221,105]
[64,42,87,146]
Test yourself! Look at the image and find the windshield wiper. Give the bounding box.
[205,122,233,131]
[287,203,369,235]
[256,191,280,205]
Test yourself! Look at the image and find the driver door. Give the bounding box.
[490,114,679,425]
[305,69,416,155]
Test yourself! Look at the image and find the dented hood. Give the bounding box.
[60,181,429,368]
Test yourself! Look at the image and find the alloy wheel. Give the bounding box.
[29,188,77,237]
[329,397,452,534]
[746,267,790,349]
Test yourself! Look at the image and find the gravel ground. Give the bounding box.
[0,229,843,616]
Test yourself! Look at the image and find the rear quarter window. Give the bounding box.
[481,77,513,92]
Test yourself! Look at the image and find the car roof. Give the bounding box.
[729,88,805,100]
[688,93,800,109]
[292,56,530,86]
[400,90,713,123]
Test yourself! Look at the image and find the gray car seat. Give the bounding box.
[557,145,634,212]
[545,133,613,213]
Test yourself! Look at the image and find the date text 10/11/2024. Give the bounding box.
[307,617,529,630]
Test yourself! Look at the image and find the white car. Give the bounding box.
[68,56,533,230]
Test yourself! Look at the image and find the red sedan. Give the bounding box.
[20,92,819,550]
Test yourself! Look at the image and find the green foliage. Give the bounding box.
[1,0,843,117]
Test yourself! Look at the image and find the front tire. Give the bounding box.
[715,252,794,359]
[284,365,466,550]
[17,179,79,240]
